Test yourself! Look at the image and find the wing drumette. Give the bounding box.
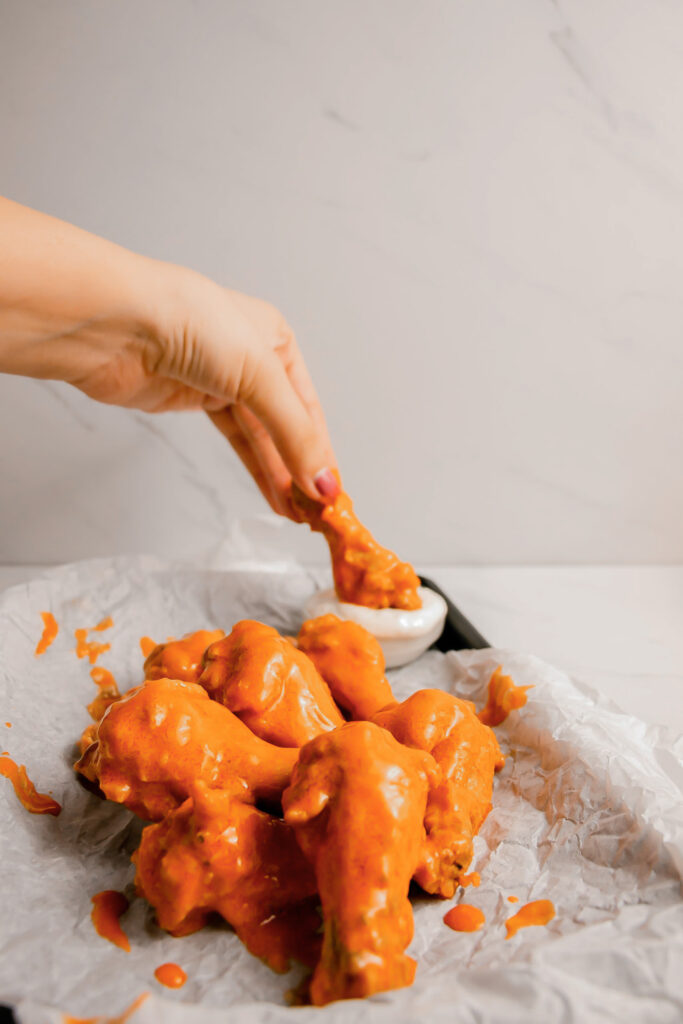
[75,677,298,819]
[283,721,436,1005]
[199,620,344,747]
[134,780,320,972]
[144,629,224,682]
[296,614,395,719]
[373,689,503,897]
[290,480,421,610]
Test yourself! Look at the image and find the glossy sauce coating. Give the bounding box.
[283,721,436,1005]
[35,611,58,655]
[478,666,531,727]
[62,992,149,1024]
[291,478,421,610]
[297,614,395,719]
[144,629,224,683]
[91,890,130,951]
[0,756,61,815]
[443,904,485,932]
[75,677,299,819]
[505,899,555,939]
[154,963,187,988]
[199,621,343,747]
[135,781,319,972]
[139,636,156,659]
[87,667,121,722]
[372,689,502,897]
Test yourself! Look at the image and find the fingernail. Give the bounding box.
[314,468,341,500]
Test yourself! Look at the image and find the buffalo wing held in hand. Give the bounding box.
[143,629,224,683]
[296,614,395,719]
[199,620,344,746]
[74,677,298,819]
[134,781,320,972]
[290,479,421,611]
[373,689,503,898]
[283,721,436,1005]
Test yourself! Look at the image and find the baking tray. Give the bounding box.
[0,577,487,1024]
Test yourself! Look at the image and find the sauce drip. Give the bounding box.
[0,756,61,815]
[93,616,113,632]
[478,666,532,727]
[154,962,187,988]
[508,895,519,903]
[443,905,485,932]
[88,667,121,721]
[139,636,156,659]
[35,611,58,656]
[459,871,480,888]
[62,992,148,1024]
[91,890,131,952]
[75,629,111,666]
[505,899,555,939]
[4,722,11,728]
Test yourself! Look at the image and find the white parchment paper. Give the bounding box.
[0,555,681,1024]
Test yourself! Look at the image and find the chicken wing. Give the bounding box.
[296,614,395,719]
[290,479,421,610]
[199,620,344,747]
[74,677,298,819]
[143,629,224,682]
[372,689,503,898]
[283,721,436,1005]
[134,780,320,972]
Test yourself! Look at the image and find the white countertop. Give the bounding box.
[1,563,681,736]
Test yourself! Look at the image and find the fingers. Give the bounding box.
[208,407,287,516]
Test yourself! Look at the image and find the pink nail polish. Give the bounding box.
[314,468,341,500]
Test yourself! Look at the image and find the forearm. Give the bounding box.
[0,196,166,384]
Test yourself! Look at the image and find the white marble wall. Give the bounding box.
[1,0,682,565]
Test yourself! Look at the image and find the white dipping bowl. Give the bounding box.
[304,586,448,669]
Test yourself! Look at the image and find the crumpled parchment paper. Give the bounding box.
[0,554,682,1024]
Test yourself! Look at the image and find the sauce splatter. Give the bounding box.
[139,636,156,659]
[0,756,61,815]
[459,871,480,888]
[4,722,10,728]
[91,890,130,952]
[75,629,111,666]
[93,616,114,632]
[505,899,555,939]
[154,962,187,988]
[478,666,532,727]
[444,905,485,932]
[508,895,519,903]
[62,992,149,1024]
[88,667,121,721]
[35,611,58,656]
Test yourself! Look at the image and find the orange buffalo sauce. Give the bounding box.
[93,616,114,632]
[0,756,61,815]
[154,963,187,988]
[91,890,131,952]
[88,667,121,721]
[507,895,519,903]
[75,629,111,666]
[35,611,58,656]
[139,636,156,659]
[459,871,480,888]
[62,992,149,1024]
[443,905,485,932]
[478,666,532,727]
[505,899,555,939]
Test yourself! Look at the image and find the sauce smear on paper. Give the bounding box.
[459,871,480,888]
[154,962,187,988]
[35,611,58,656]
[91,890,131,951]
[505,899,555,939]
[62,991,149,1024]
[444,905,485,932]
[478,666,532,727]
[75,629,111,666]
[507,895,519,903]
[0,756,61,815]
[88,667,121,721]
[139,636,156,659]
[93,616,114,632]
